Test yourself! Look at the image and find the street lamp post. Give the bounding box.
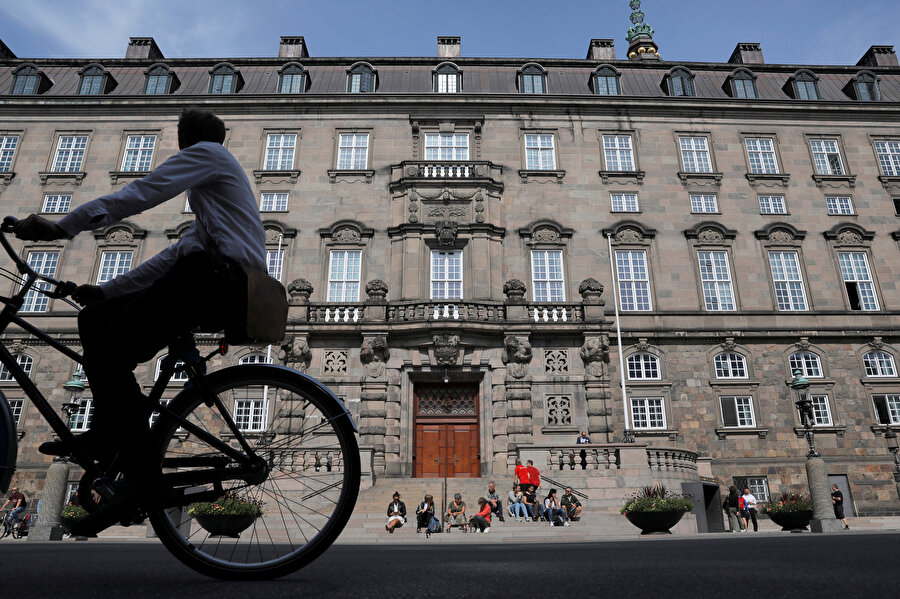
[885,427,900,501]
[789,370,843,533]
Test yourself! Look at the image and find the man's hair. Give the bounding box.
[454,493,462,500]
[526,460,533,466]
[178,106,226,148]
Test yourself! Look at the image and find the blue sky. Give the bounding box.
[1,0,897,65]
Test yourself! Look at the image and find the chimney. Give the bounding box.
[438,36,461,58]
[126,37,164,60]
[728,43,764,64]
[0,38,17,59]
[586,39,616,61]
[279,36,309,59]
[857,45,898,67]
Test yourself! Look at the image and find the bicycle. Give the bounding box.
[0,509,29,539]
[0,216,360,579]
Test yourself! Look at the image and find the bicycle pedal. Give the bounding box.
[119,511,147,527]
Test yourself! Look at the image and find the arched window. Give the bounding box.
[347,63,375,93]
[714,352,747,379]
[789,70,820,100]
[852,72,881,101]
[279,63,307,94]
[154,355,188,382]
[11,65,47,95]
[666,68,694,97]
[728,69,757,99]
[144,64,176,95]
[518,64,547,94]
[79,65,111,95]
[433,63,461,93]
[627,353,660,380]
[209,64,240,94]
[239,353,272,365]
[789,352,823,378]
[863,350,896,377]
[592,66,620,96]
[0,354,33,381]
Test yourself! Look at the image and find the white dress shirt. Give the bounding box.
[742,493,757,509]
[58,141,266,297]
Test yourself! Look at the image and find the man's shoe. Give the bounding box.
[483,527,490,533]
[844,525,850,530]
[39,430,107,458]
[563,521,570,527]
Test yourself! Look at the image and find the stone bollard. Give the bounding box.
[28,457,69,541]
[807,456,843,533]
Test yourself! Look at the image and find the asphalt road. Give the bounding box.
[5,533,898,598]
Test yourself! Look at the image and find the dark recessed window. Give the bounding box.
[790,71,820,100]
[519,64,547,94]
[666,68,694,97]
[894,198,900,215]
[347,64,375,93]
[79,65,111,95]
[592,66,620,96]
[279,63,307,93]
[11,65,48,95]
[434,63,461,93]
[209,64,240,94]
[144,65,176,95]
[852,72,881,101]
[728,69,757,99]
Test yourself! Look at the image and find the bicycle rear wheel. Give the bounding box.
[147,365,360,580]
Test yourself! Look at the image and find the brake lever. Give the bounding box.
[1,216,17,233]
[46,280,77,299]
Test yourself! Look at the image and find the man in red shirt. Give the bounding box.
[525,460,541,492]
[1,486,26,534]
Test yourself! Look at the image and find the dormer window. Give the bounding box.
[518,64,547,94]
[727,69,757,99]
[209,64,241,94]
[279,63,307,93]
[144,64,177,95]
[789,70,820,100]
[851,72,881,101]
[347,63,376,93]
[11,65,49,95]
[79,65,114,95]
[666,68,695,97]
[434,63,461,93]
[592,66,620,96]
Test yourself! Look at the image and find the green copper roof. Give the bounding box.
[626,0,655,43]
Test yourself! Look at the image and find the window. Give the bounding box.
[260,192,288,212]
[96,251,132,284]
[729,70,757,99]
[11,65,43,95]
[698,251,735,311]
[715,352,748,379]
[853,72,881,101]
[266,249,284,281]
[627,354,660,380]
[758,195,787,214]
[434,64,461,93]
[144,65,174,95]
[347,64,375,93]
[789,352,823,378]
[238,353,271,367]
[524,134,556,170]
[679,136,712,173]
[234,398,267,432]
[120,135,156,172]
[22,251,59,313]
[690,194,718,213]
[264,133,297,170]
[51,135,88,172]
[531,250,564,302]
[593,67,620,96]
[826,196,854,215]
[0,135,18,172]
[430,250,462,300]
[79,66,107,95]
[874,140,900,176]
[154,356,188,382]
[519,65,547,94]
[327,250,362,302]
[720,396,755,427]
[279,64,306,94]
[615,250,651,311]
[873,394,900,425]
[737,477,769,502]
[0,354,33,381]
[602,135,635,171]
[337,133,369,170]
[610,193,639,213]
[41,194,71,214]
[863,351,896,377]
[768,251,808,311]
[667,68,694,97]
[7,399,23,426]
[149,398,172,428]
[745,138,779,174]
[631,397,665,429]
[68,398,94,431]
[424,133,469,161]
[838,252,878,311]
[209,65,238,94]
[810,139,845,175]
[792,72,820,100]
[805,395,833,426]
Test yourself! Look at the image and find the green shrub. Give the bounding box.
[763,491,813,514]
[61,505,89,520]
[620,484,694,514]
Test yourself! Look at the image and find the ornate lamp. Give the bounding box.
[61,372,85,422]
[789,370,818,458]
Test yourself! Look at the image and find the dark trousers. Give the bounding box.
[416,511,433,529]
[747,507,758,531]
[78,252,237,475]
[489,500,504,520]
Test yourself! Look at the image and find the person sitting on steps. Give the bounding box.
[445,493,467,532]
[415,494,435,533]
[385,491,406,533]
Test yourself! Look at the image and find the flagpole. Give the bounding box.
[607,234,634,443]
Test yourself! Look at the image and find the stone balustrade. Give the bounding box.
[307,304,365,323]
[646,447,699,472]
[302,301,592,324]
[528,304,583,323]
[387,301,506,322]
[517,443,700,475]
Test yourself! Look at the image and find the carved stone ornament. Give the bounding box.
[580,336,609,377]
[365,279,388,300]
[332,227,362,243]
[435,221,459,246]
[265,229,283,244]
[533,227,560,243]
[106,229,134,244]
[503,278,527,300]
[578,277,605,305]
[615,228,642,244]
[408,194,419,223]
[869,336,885,350]
[279,336,312,372]
[8,340,26,355]
[287,278,314,300]
[721,337,737,351]
[698,228,724,244]
[634,338,650,352]
[836,231,862,245]
[795,337,811,350]
[768,229,793,244]
[360,336,390,378]
[502,335,533,379]
[433,334,461,366]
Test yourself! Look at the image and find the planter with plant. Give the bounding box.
[620,484,694,534]
[60,504,89,531]
[189,491,264,538]
[763,491,813,531]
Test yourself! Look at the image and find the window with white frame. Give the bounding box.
[610,193,638,213]
[805,394,833,426]
[768,251,808,311]
[826,196,854,215]
[758,195,787,214]
[96,251,132,284]
[337,133,369,170]
[531,250,565,302]
[667,68,695,97]
[0,135,19,172]
[602,135,635,171]
[593,67,620,96]
[264,133,297,170]
[144,65,173,95]
[22,251,59,313]
[698,251,735,311]
[690,194,718,213]
[51,135,88,172]
[615,250,651,311]
[347,65,375,93]
[430,250,462,300]
[209,65,237,94]
[838,252,878,311]
[154,356,188,382]
[519,66,546,94]
[863,351,896,377]
[0,354,33,381]
[239,353,272,365]
[41,194,71,214]
[745,138,779,174]
[730,71,757,99]
[148,398,171,428]
[679,136,712,173]
[327,249,362,302]
[434,65,461,93]
[266,249,284,281]
[720,396,755,427]
[120,135,156,172]
[69,398,94,431]
[424,133,469,161]
[278,64,306,94]
[789,352,823,378]
[260,192,288,212]
[79,67,106,95]
[234,398,267,432]
[742,477,770,502]
[7,398,23,426]
[524,134,556,170]
[627,353,660,380]
[810,139,845,175]
[631,397,666,429]
[874,140,900,176]
[873,394,900,425]
[715,352,748,379]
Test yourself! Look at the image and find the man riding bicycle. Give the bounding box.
[0,486,26,534]
[13,107,266,535]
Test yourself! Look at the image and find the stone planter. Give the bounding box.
[767,511,813,532]
[195,514,258,538]
[624,510,686,535]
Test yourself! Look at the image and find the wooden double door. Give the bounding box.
[413,383,480,478]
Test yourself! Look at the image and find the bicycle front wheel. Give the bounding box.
[147,365,360,580]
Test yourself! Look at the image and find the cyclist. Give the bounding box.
[0,486,26,534]
[13,107,266,535]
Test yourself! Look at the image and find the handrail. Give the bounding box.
[540,475,589,501]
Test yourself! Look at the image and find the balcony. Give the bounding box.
[389,160,504,193]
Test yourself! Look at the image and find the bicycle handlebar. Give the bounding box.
[1,215,78,300]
